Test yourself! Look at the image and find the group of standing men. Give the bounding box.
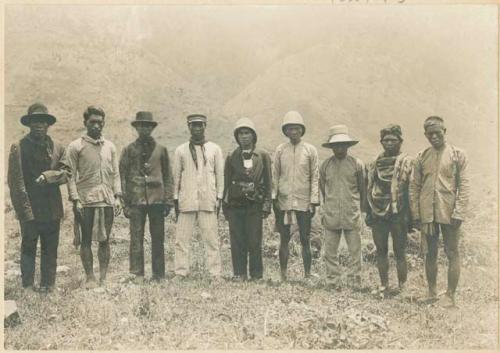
[8,103,469,307]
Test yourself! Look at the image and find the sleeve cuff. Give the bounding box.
[451,212,464,221]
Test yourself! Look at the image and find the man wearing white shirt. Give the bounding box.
[173,114,224,280]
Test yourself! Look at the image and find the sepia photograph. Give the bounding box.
[3,1,498,350]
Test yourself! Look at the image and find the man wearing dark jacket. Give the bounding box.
[222,118,272,281]
[119,111,174,282]
[8,103,70,293]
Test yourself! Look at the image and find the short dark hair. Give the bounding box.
[424,116,445,131]
[83,106,106,121]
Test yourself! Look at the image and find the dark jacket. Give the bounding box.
[223,147,272,213]
[119,138,174,207]
[8,135,70,222]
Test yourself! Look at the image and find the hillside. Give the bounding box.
[3,4,499,350]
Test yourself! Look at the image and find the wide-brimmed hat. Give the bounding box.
[281,111,306,137]
[321,125,359,148]
[131,111,157,127]
[234,117,257,144]
[20,103,56,126]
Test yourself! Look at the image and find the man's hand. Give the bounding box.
[450,218,462,228]
[114,197,122,217]
[365,212,373,227]
[35,174,47,185]
[73,200,84,219]
[123,206,131,219]
[272,199,280,213]
[309,204,317,218]
[174,200,180,222]
[410,219,421,232]
[164,205,171,217]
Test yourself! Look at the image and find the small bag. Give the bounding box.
[228,181,255,203]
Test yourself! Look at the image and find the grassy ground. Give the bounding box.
[3,176,498,350]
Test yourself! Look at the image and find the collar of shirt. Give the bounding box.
[287,140,303,148]
[82,134,105,145]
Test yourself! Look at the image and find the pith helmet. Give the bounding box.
[234,117,257,144]
[281,111,306,137]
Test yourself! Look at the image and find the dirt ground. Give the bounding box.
[3,174,498,350]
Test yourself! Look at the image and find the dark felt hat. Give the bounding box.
[131,111,157,127]
[20,103,56,126]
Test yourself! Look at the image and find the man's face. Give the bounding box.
[28,120,49,139]
[189,121,206,139]
[381,133,402,155]
[425,126,446,149]
[332,144,349,159]
[85,114,105,139]
[237,127,254,148]
[285,124,303,143]
[135,124,155,139]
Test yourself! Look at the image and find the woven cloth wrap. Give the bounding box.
[370,156,398,216]
[284,210,297,225]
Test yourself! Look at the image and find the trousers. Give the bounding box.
[324,228,361,284]
[174,211,221,277]
[20,220,60,288]
[129,205,165,278]
[226,203,264,279]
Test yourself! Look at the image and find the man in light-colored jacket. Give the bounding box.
[63,106,122,288]
[319,125,367,290]
[173,114,224,280]
[273,111,319,282]
[409,116,469,307]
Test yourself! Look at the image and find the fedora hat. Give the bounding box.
[131,111,157,127]
[321,125,359,148]
[20,103,56,126]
